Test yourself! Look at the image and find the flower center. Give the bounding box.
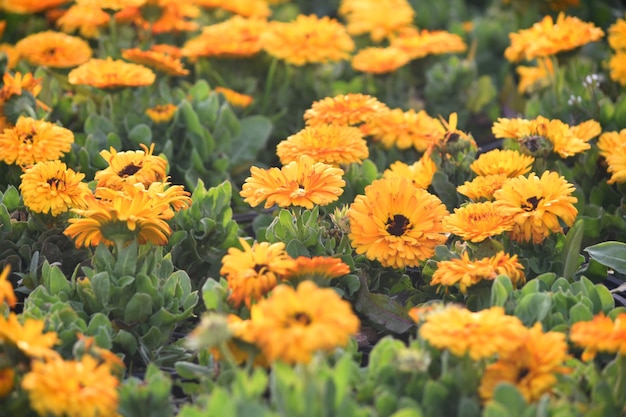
[118,164,141,178]
[516,366,530,381]
[253,263,267,274]
[290,312,312,326]
[386,214,410,236]
[523,197,543,212]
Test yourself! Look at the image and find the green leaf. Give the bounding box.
[569,301,593,323]
[44,262,71,295]
[491,275,513,307]
[491,383,526,413]
[229,115,272,166]
[2,185,20,211]
[124,293,153,323]
[585,241,626,274]
[128,124,152,147]
[361,159,379,183]
[115,240,138,276]
[514,292,552,326]
[561,219,584,280]
[430,171,459,211]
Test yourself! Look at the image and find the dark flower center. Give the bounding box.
[517,367,530,381]
[47,178,61,188]
[253,263,267,273]
[44,47,57,57]
[118,164,141,177]
[386,214,411,236]
[291,312,312,326]
[523,197,543,212]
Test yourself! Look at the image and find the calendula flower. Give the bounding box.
[470,149,535,177]
[493,171,578,244]
[608,17,626,51]
[249,281,360,364]
[68,58,155,89]
[0,265,16,308]
[348,177,449,269]
[351,46,411,74]
[0,71,42,103]
[303,93,389,130]
[261,14,354,66]
[504,12,604,62]
[609,51,626,86]
[149,2,200,34]
[276,125,369,166]
[0,44,19,70]
[76,0,147,10]
[339,0,415,42]
[382,152,438,189]
[457,174,509,201]
[195,0,270,18]
[430,251,525,293]
[433,112,477,154]
[390,27,467,60]
[0,313,59,359]
[240,156,346,209]
[479,323,570,403]
[145,103,178,124]
[56,4,110,39]
[417,305,527,360]
[204,314,269,367]
[367,108,444,151]
[121,47,189,76]
[569,313,626,361]
[0,117,74,166]
[15,31,92,68]
[516,57,555,94]
[94,144,168,190]
[443,201,517,243]
[282,256,351,284]
[214,87,254,109]
[22,355,119,417]
[598,129,626,183]
[20,160,91,217]
[1,0,69,14]
[220,238,296,308]
[0,368,14,398]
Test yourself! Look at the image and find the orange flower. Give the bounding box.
[443,201,517,243]
[608,17,626,51]
[516,57,555,94]
[121,47,189,76]
[391,27,467,60]
[0,44,19,70]
[76,0,147,10]
[214,87,254,109]
[68,58,156,89]
[598,129,626,184]
[609,51,626,87]
[0,313,59,359]
[569,313,626,360]
[282,256,351,284]
[456,174,509,201]
[56,4,110,39]
[351,47,411,74]
[195,0,270,18]
[470,149,534,177]
[367,108,444,151]
[15,31,92,68]
[339,0,415,42]
[1,0,69,14]
[303,93,389,129]
[382,152,438,189]
[0,265,16,308]
[94,143,168,190]
[145,104,178,124]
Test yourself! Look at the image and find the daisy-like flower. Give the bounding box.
[430,251,525,293]
[504,12,604,62]
[0,313,59,359]
[94,144,168,190]
[20,160,91,217]
[443,201,517,243]
[598,129,626,184]
[351,46,411,74]
[260,14,355,66]
[457,174,509,201]
[569,312,626,361]
[470,149,535,177]
[303,93,389,129]
[609,17,626,51]
[195,0,270,18]
[390,27,467,60]
[348,177,449,269]
[367,108,444,151]
[276,125,369,166]
[68,58,156,89]
[220,238,297,308]
[493,171,578,244]
[417,305,528,360]
[382,152,438,189]
[145,104,178,124]
[339,0,415,43]
[282,256,351,284]
[56,4,110,39]
[0,0,69,14]
[121,47,189,77]
[609,51,626,87]
[22,355,119,417]
[15,31,92,68]
[249,281,360,364]
[0,117,74,166]
[240,155,346,209]
[0,265,16,308]
[214,87,254,109]
[516,57,555,94]
[479,323,570,403]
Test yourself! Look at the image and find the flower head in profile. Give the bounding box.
[56,4,110,39]
[348,177,449,269]
[261,14,354,66]
[20,160,91,217]
[0,117,74,166]
[493,171,578,244]
[282,256,351,285]
[16,31,92,68]
[0,313,59,359]
[303,93,389,130]
[249,281,360,364]
[470,149,534,177]
[598,129,626,183]
[457,174,509,201]
[145,104,178,124]
[240,156,346,209]
[195,0,270,18]
[433,112,477,154]
[0,265,16,309]
[391,27,467,60]
[95,144,168,190]
[351,47,411,74]
[569,313,626,361]
[430,251,525,293]
[1,0,69,14]
[214,87,254,109]
[220,238,296,308]
[276,125,368,166]
[516,57,555,94]
[339,0,415,42]
[479,323,570,403]
[443,201,517,243]
[367,108,444,151]
[68,58,156,89]
[121,47,189,76]
[382,152,438,189]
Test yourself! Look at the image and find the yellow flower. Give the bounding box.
[249,281,360,364]
[0,265,16,308]
[366,108,444,151]
[261,14,354,66]
[220,238,296,308]
[430,251,525,293]
[276,125,369,166]
[76,0,147,10]
[348,177,449,269]
[470,149,534,177]
[15,31,92,68]
[339,0,415,43]
[351,46,411,74]
[608,17,626,51]
[68,58,156,89]
[457,174,509,201]
[443,201,517,243]
[504,12,604,62]
[0,116,74,166]
[94,143,168,190]
[20,160,91,217]
[207,314,269,367]
[214,86,254,109]
[22,355,119,417]
[282,256,351,284]
[516,57,555,94]
[417,305,527,360]
[0,0,69,14]
[493,171,578,244]
[479,323,570,403]
[240,155,346,209]
[303,93,389,129]
[0,367,14,398]
[0,43,19,70]
[121,47,189,76]
[195,0,270,18]
[149,2,200,34]
[569,313,626,361]
[56,4,110,39]
[0,313,59,359]
[609,50,626,86]
[598,129,626,184]
[145,104,178,124]
[382,152,438,189]
[390,27,467,60]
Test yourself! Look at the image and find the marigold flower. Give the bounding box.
[15,31,92,68]
[220,238,296,308]
[195,0,270,18]
[121,47,188,77]
[417,305,527,360]
[0,117,73,166]
[95,144,168,190]
[348,177,449,269]
[382,152,438,189]
[608,17,626,51]
[367,108,444,151]
[68,58,155,89]
[457,174,509,201]
[479,323,570,403]
[303,93,389,129]
[430,251,525,293]
[0,265,16,308]
[261,15,354,66]
[569,313,626,360]
[240,155,346,209]
[598,129,626,184]
[56,4,110,39]
[339,0,415,42]
[493,171,578,244]
[504,12,604,62]
[351,46,411,74]
[1,0,69,14]
[391,27,467,60]
[214,86,254,109]
[249,281,360,364]
[516,57,555,94]
[609,51,626,86]
[470,149,535,177]
[22,355,119,417]
[20,160,91,217]
[443,201,517,243]
[276,125,368,166]
[0,368,14,398]
[145,103,178,124]
[0,313,59,359]
[282,256,351,284]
